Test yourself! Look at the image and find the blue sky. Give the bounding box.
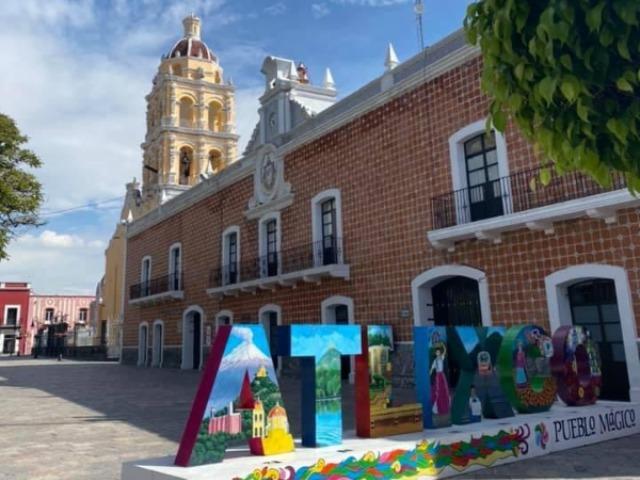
[0,0,472,294]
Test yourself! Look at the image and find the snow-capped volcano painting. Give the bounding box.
[207,325,277,413]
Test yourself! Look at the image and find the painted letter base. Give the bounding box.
[122,401,640,480]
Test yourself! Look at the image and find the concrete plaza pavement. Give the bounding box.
[0,357,639,480]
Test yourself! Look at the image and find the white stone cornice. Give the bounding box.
[244,193,294,220]
[127,157,255,237]
[428,189,639,249]
[144,125,240,145]
[155,74,235,92]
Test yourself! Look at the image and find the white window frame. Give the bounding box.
[410,265,492,327]
[168,242,182,290]
[3,305,20,327]
[259,304,282,376]
[44,308,54,323]
[448,119,510,225]
[138,322,149,367]
[311,189,344,266]
[545,264,640,402]
[258,212,281,277]
[141,255,152,285]
[221,226,241,285]
[320,295,356,384]
[214,309,234,329]
[152,319,164,368]
[78,308,88,323]
[181,305,205,370]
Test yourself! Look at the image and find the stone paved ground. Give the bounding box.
[1,357,639,480]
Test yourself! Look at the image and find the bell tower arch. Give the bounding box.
[140,14,238,213]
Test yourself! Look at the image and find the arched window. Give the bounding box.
[152,320,164,368]
[258,212,281,277]
[168,243,182,290]
[138,322,149,367]
[141,256,152,297]
[208,149,222,174]
[311,189,343,266]
[208,101,224,132]
[179,147,193,185]
[215,310,234,332]
[321,296,355,383]
[221,226,240,285]
[448,120,509,224]
[259,304,282,375]
[179,97,195,128]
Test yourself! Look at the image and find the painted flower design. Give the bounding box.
[534,422,549,450]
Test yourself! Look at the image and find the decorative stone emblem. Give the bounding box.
[246,144,293,219]
[260,153,277,193]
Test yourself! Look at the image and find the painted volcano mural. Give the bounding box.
[176,325,294,467]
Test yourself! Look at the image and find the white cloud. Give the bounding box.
[18,230,104,250]
[312,3,331,18]
[1,0,95,28]
[264,2,287,16]
[1,230,107,294]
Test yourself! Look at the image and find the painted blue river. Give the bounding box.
[315,410,342,446]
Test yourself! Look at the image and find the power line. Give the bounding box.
[40,196,123,218]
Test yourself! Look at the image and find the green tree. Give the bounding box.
[465,1,640,188]
[0,114,42,259]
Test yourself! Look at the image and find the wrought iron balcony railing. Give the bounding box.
[130,272,183,300]
[431,166,626,230]
[209,237,344,288]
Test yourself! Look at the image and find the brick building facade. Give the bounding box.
[122,30,640,403]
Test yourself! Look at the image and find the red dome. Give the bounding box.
[168,38,217,62]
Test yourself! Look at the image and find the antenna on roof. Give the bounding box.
[414,0,425,51]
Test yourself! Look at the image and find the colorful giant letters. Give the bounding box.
[278,324,361,447]
[446,327,515,424]
[175,325,294,467]
[551,325,602,405]
[355,325,423,437]
[177,322,603,467]
[498,325,557,413]
[414,327,452,428]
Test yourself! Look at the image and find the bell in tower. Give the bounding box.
[138,14,239,214]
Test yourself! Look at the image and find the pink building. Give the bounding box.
[30,295,94,329]
[208,403,242,435]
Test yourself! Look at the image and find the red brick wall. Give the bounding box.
[123,55,640,348]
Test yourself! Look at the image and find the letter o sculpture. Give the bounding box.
[498,325,557,413]
[551,325,602,406]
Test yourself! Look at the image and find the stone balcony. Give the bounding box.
[129,273,184,306]
[428,167,638,250]
[206,237,349,298]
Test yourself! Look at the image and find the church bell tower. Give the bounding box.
[140,14,238,211]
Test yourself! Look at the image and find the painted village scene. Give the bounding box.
[189,325,294,466]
